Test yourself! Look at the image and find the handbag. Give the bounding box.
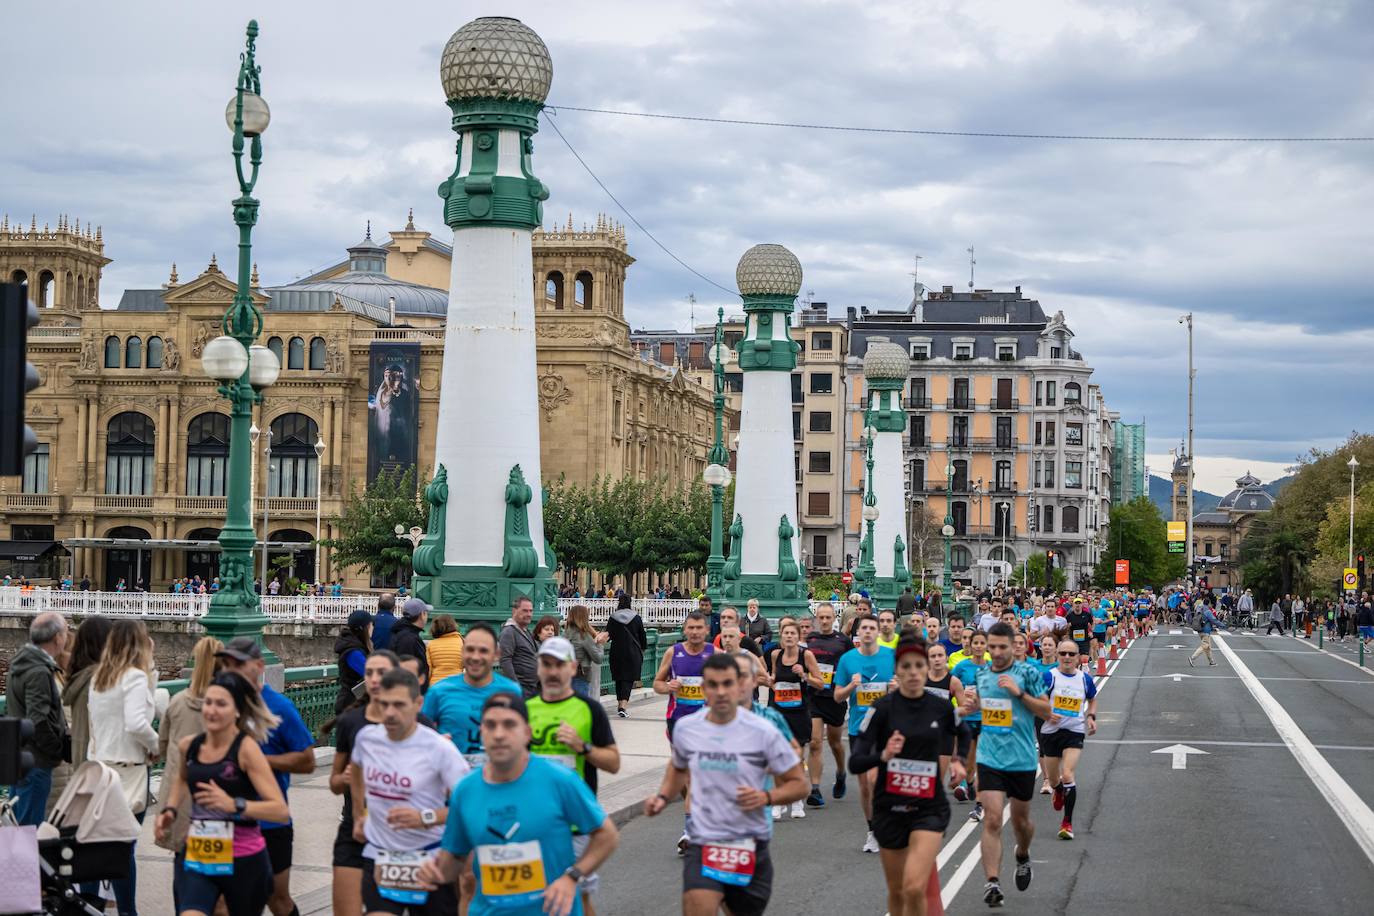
[113,762,150,815]
[0,825,42,914]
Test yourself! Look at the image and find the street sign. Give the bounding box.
[1167,541,1185,554]
[1344,568,1358,592]
[1167,521,1186,542]
[1114,559,1130,585]
[841,571,853,585]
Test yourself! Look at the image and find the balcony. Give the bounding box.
[993,438,1018,450]
[94,494,153,512]
[945,398,974,411]
[909,434,929,448]
[908,397,932,410]
[258,497,320,515]
[947,438,995,450]
[991,398,1020,411]
[1,493,59,512]
[175,496,227,513]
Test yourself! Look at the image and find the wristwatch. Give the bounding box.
[420,808,438,826]
[563,865,585,885]
[233,797,247,816]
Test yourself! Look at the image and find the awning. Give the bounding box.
[61,538,312,552]
[0,540,68,561]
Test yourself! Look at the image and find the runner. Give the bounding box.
[719,625,767,689]
[938,613,965,655]
[1032,634,1060,795]
[350,667,471,915]
[767,620,824,819]
[653,610,715,853]
[213,637,316,916]
[804,602,853,807]
[1090,599,1110,663]
[1040,639,1098,840]
[958,622,1053,907]
[877,609,900,650]
[850,635,969,916]
[527,637,620,916]
[155,671,289,916]
[1064,599,1094,671]
[833,615,897,853]
[422,623,521,768]
[645,653,807,916]
[418,693,620,916]
[949,630,989,817]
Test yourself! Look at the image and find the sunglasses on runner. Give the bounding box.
[1058,650,1079,656]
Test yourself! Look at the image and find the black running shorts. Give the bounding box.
[872,803,951,849]
[1039,729,1085,758]
[811,694,847,728]
[681,840,773,916]
[976,764,1037,802]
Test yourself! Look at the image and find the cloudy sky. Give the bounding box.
[7,0,1371,494]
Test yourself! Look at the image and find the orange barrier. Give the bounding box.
[1096,650,1108,676]
[928,863,945,915]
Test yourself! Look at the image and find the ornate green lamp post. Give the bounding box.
[941,462,956,607]
[703,307,733,606]
[856,414,879,584]
[199,20,281,662]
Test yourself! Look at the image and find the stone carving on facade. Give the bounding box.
[161,337,181,371]
[326,336,346,373]
[539,321,595,339]
[78,338,97,371]
[536,369,572,421]
[190,321,217,358]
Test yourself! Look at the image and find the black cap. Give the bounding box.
[215,636,263,663]
[347,609,374,629]
[481,691,528,722]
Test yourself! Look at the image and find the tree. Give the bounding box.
[1312,478,1374,591]
[1091,496,1186,589]
[907,502,942,590]
[1010,552,1067,592]
[321,467,427,581]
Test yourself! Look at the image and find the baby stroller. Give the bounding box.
[33,761,141,915]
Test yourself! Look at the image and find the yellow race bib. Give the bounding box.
[677,676,705,702]
[856,682,888,707]
[476,840,546,906]
[185,819,233,876]
[1052,689,1084,718]
[981,696,1013,732]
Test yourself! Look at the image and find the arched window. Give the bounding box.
[309,337,327,370]
[125,336,142,368]
[575,271,593,309]
[104,335,121,368]
[951,501,968,535]
[1064,382,1082,405]
[545,271,564,309]
[146,336,164,369]
[105,412,155,495]
[1062,506,1080,533]
[65,272,74,305]
[38,270,55,308]
[268,413,319,497]
[104,526,151,591]
[22,443,49,493]
[287,336,305,370]
[950,545,972,572]
[268,336,284,365]
[76,274,85,306]
[989,545,1017,570]
[10,269,27,286]
[186,527,222,582]
[186,413,230,496]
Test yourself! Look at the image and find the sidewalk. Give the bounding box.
[133,690,674,915]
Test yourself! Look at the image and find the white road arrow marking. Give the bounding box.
[1153,743,1209,770]
[1170,673,1187,682]
[1170,629,1182,635]
[1166,644,1187,649]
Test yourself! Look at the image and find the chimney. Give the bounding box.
[388,296,397,327]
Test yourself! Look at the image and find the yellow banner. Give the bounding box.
[1167,521,1186,542]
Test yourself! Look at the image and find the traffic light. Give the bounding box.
[0,717,35,784]
[1360,554,1367,591]
[0,283,40,476]
[845,553,854,570]
[1044,550,1055,589]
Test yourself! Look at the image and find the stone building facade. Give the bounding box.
[1171,452,1272,592]
[0,214,718,589]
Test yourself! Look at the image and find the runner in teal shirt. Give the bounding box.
[420,623,521,765]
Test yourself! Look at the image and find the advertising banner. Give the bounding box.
[1115,559,1130,585]
[367,341,420,484]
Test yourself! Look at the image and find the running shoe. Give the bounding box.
[617,709,628,719]
[953,783,969,802]
[833,774,847,800]
[771,805,783,821]
[790,801,806,819]
[983,880,1005,908]
[862,831,880,853]
[676,833,690,857]
[1014,854,1033,891]
[1052,784,1065,811]
[805,787,826,808]
[1040,780,1052,795]
[1208,661,1217,667]
[1058,820,1074,840]
[968,802,984,822]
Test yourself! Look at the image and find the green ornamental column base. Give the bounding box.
[413,562,558,629]
[720,573,811,622]
[855,575,909,614]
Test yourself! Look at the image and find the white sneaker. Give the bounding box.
[862,831,880,853]
[771,805,783,821]
[790,800,806,819]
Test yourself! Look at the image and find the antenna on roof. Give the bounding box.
[967,246,976,290]
[688,292,696,329]
[911,253,922,285]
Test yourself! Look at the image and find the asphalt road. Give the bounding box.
[595,629,1374,915]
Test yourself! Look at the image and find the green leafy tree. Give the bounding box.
[543,476,593,578]
[1010,552,1067,592]
[1091,496,1187,589]
[320,467,427,581]
[1312,478,1374,591]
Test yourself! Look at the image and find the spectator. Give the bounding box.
[607,593,647,718]
[333,609,373,714]
[533,614,561,644]
[563,603,609,697]
[498,594,539,697]
[60,615,113,773]
[88,619,160,916]
[425,614,464,685]
[80,575,90,591]
[390,597,431,686]
[895,585,917,619]
[371,592,397,651]
[5,611,70,825]
[742,597,772,645]
[153,636,222,856]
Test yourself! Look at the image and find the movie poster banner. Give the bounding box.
[367,341,420,484]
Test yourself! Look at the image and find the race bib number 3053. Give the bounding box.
[374,850,429,906]
[701,838,756,887]
[476,840,546,908]
[886,758,937,799]
[772,681,803,708]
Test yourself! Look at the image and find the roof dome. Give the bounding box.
[267,230,448,318]
[735,243,802,297]
[863,336,908,381]
[1216,471,1274,512]
[440,17,553,104]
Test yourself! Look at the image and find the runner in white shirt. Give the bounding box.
[1040,640,1098,841]
[350,667,471,915]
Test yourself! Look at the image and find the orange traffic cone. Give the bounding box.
[1096,649,1108,676]
[1109,642,1119,661]
[927,863,946,916]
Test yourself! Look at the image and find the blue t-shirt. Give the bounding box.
[421,672,523,758]
[1091,606,1109,634]
[372,611,397,651]
[441,756,606,916]
[972,661,1047,773]
[834,646,895,735]
[951,658,987,720]
[258,684,314,830]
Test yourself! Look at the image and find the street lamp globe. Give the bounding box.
[394,523,406,536]
[945,465,955,478]
[941,524,955,537]
[862,504,880,522]
[226,91,271,136]
[1349,456,1360,471]
[709,343,734,366]
[247,344,280,389]
[704,463,730,487]
[863,425,877,443]
[202,335,250,381]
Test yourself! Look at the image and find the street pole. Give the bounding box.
[1181,312,1195,576]
[199,20,281,670]
[857,413,879,586]
[703,307,732,607]
[941,462,955,607]
[1349,455,1359,567]
[259,430,272,591]
[313,435,326,585]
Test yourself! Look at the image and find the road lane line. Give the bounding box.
[937,818,979,869]
[1213,635,1374,868]
[1091,738,1374,751]
[940,636,1137,905]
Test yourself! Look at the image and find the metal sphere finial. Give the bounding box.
[440,17,553,104]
